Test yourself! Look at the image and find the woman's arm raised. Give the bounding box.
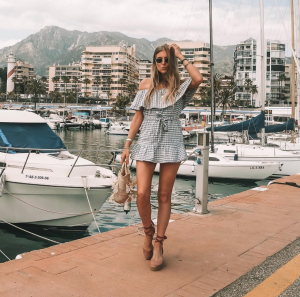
[169,44,203,89]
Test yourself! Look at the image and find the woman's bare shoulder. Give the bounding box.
[139,78,151,90]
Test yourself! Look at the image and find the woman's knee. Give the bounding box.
[137,191,151,206]
[157,190,171,204]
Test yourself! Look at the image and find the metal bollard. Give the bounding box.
[194,131,209,214]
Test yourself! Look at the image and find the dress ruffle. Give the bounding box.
[131,143,188,163]
[130,78,196,110]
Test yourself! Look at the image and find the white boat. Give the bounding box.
[0,110,115,230]
[182,130,191,139]
[105,122,130,135]
[215,143,300,176]
[115,152,280,180]
[45,114,65,130]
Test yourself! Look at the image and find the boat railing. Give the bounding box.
[0,146,123,176]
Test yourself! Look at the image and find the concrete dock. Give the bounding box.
[1,174,300,296]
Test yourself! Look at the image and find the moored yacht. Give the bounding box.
[0,110,115,230]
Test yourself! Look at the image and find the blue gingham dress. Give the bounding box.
[130,78,197,163]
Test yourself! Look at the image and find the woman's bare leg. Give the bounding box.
[152,162,181,261]
[136,161,157,251]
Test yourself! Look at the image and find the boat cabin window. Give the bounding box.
[224,150,236,154]
[0,162,6,167]
[209,157,220,161]
[188,156,197,161]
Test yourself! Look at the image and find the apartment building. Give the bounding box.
[81,45,139,102]
[166,41,210,103]
[233,38,286,107]
[48,63,81,93]
[15,60,35,81]
[139,59,152,83]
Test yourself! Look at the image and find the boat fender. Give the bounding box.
[196,149,202,155]
[234,154,238,161]
[197,158,201,165]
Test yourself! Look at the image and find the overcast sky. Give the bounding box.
[0,0,297,51]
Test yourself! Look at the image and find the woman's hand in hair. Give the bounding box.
[169,43,184,60]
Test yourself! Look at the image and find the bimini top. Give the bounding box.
[0,110,47,123]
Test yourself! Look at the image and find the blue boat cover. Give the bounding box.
[207,111,265,134]
[0,123,66,153]
[264,118,295,133]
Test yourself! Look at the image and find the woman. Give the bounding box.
[121,43,203,271]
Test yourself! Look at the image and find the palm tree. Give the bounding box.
[127,83,138,99]
[40,76,48,83]
[26,78,47,109]
[49,91,62,103]
[83,77,91,98]
[51,76,60,92]
[104,76,113,105]
[11,76,19,95]
[61,76,70,95]
[250,85,258,106]
[218,88,233,119]
[278,73,286,102]
[118,77,126,95]
[93,76,102,98]
[21,75,28,96]
[72,76,81,102]
[244,79,253,106]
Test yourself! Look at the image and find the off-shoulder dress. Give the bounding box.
[130,78,197,163]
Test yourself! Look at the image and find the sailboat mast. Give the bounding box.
[260,0,266,146]
[291,0,296,143]
[209,0,215,153]
[295,0,300,129]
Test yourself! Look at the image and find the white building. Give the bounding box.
[48,63,82,93]
[234,38,286,107]
[138,59,152,83]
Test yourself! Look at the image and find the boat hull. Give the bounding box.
[0,181,111,228]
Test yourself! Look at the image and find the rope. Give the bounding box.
[0,185,101,216]
[0,217,60,244]
[0,249,10,261]
[183,0,195,40]
[82,177,101,233]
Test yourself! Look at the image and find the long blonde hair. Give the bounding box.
[145,44,181,106]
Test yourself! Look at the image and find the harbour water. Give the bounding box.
[0,129,273,263]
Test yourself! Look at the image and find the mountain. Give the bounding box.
[0,26,235,76]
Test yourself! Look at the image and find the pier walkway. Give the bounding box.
[1,174,300,296]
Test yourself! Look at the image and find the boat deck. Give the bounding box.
[1,174,300,296]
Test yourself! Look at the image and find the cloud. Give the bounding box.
[0,0,296,48]
[0,39,21,49]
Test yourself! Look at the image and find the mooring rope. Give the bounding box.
[0,185,101,216]
[0,217,60,244]
[0,249,10,261]
[82,177,101,233]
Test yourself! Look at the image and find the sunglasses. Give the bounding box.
[155,57,169,63]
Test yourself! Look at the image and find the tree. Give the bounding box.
[218,88,233,119]
[127,83,138,101]
[244,79,253,106]
[118,77,126,94]
[11,76,19,93]
[26,78,47,109]
[250,85,258,106]
[40,76,48,83]
[83,77,91,98]
[21,75,28,97]
[104,76,113,105]
[278,73,286,102]
[61,76,70,95]
[72,76,81,102]
[52,76,60,92]
[111,93,130,115]
[93,76,102,98]
[49,91,62,103]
